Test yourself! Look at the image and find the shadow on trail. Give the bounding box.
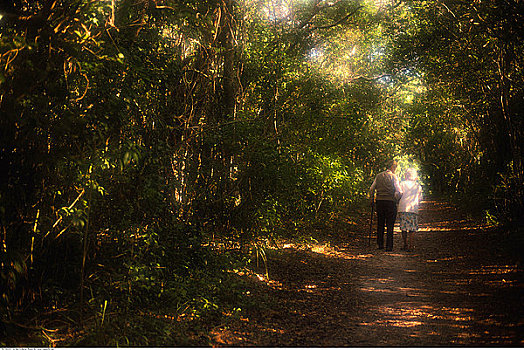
[213,198,524,346]
[213,247,364,346]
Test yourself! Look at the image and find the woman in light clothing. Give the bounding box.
[397,168,423,251]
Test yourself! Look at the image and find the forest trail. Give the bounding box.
[212,197,523,346]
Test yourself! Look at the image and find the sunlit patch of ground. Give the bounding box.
[468,265,519,275]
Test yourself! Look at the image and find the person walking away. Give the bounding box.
[397,168,423,251]
[369,160,402,251]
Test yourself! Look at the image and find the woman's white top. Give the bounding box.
[398,180,423,213]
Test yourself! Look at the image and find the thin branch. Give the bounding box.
[74,73,90,101]
[297,0,323,29]
[44,188,85,239]
[312,6,363,30]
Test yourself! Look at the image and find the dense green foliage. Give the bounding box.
[386,0,524,221]
[0,0,522,345]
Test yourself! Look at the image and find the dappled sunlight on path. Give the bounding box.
[341,199,523,346]
[211,197,523,346]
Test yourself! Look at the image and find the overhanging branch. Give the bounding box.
[312,6,363,30]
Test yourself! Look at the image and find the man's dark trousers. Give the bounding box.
[376,200,397,250]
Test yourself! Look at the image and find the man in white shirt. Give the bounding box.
[369,160,403,251]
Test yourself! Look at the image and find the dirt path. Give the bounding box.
[212,197,524,346]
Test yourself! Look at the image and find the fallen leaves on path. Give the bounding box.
[212,198,524,346]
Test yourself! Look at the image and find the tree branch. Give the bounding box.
[312,6,363,30]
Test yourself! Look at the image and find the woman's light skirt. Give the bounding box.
[398,212,419,232]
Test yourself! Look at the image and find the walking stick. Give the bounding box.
[368,201,374,245]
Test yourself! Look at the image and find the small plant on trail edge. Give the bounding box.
[254,243,269,280]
